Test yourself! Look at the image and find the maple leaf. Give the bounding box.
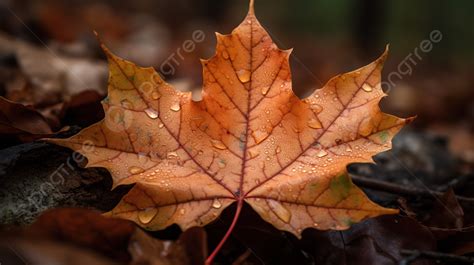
[47,1,413,263]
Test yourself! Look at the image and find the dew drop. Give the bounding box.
[307,118,322,129]
[158,123,164,128]
[144,108,159,119]
[138,208,157,224]
[316,149,328,158]
[252,130,269,144]
[167,152,179,159]
[275,146,281,154]
[151,91,161,100]
[237,69,251,83]
[129,166,145,174]
[222,51,229,59]
[345,145,353,152]
[211,139,227,150]
[179,208,186,215]
[217,159,226,168]
[170,102,181,112]
[362,83,373,92]
[248,149,260,158]
[212,199,222,209]
[261,86,270,95]
[268,200,291,223]
[310,103,323,113]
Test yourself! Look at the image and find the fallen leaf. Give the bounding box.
[0,239,117,265]
[129,227,206,265]
[0,96,53,146]
[300,215,436,265]
[426,188,464,232]
[47,1,412,262]
[1,208,207,265]
[59,90,105,128]
[29,208,135,262]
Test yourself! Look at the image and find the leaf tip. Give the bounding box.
[93,31,115,60]
[405,116,417,124]
[283,48,293,58]
[102,211,113,218]
[377,45,390,65]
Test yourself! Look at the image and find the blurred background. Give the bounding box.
[0,0,472,159]
[1,2,473,264]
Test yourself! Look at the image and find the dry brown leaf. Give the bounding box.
[0,96,53,144]
[0,208,205,265]
[48,1,413,263]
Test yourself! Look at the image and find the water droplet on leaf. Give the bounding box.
[307,118,322,129]
[211,139,227,150]
[151,91,161,100]
[145,108,159,119]
[310,103,323,113]
[248,149,260,158]
[138,208,157,224]
[212,199,222,209]
[275,146,281,154]
[222,51,229,59]
[316,149,328,158]
[129,166,145,174]
[170,102,181,112]
[237,69,251,83]
[362,83,373,92]
[217,159,226,168]
[167,152,179,159]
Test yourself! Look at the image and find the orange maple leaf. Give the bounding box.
[48,1,413,264]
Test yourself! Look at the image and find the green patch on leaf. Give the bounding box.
[330,172,352,199]
[378,130,389,143]
[342,218,356,226]
[307,182,319,191]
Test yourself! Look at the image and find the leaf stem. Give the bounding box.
[205,199,244,265]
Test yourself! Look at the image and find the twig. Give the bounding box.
[428,225,474,232]
[399,249,474,265]
[350,174,474,203]
[231,249,252,265]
